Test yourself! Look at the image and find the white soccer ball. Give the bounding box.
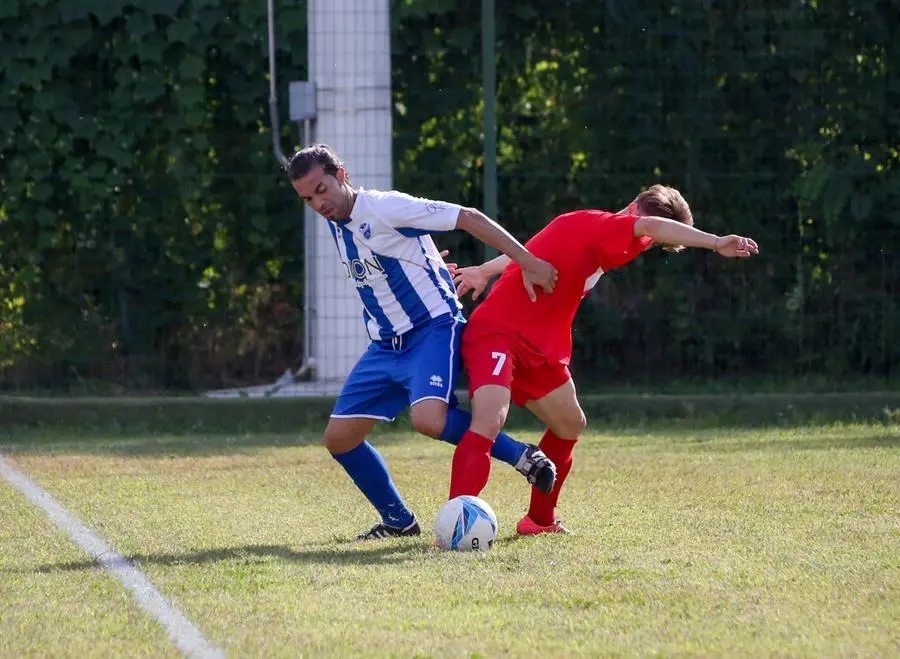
[433,495,498,551]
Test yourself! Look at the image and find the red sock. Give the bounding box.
[528,429,577,526]
[448,430,494,498]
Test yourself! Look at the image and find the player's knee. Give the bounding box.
[411,416,445,439]
[576,410,587,434]
[323,425,363,455]
[554,410,586,440]
[409,406,447,439]
[468,412,505,441]
[321,429,344,454]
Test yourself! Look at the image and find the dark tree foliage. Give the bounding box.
[2,0,897,390]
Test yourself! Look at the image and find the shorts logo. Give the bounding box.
[359,222,372,240]
[425,201,447,215]
[429,374,444,388]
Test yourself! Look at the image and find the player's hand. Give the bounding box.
[438,250,458,277]
[520,256,558,302]
[453,265,490,301]
[713,235,759,258]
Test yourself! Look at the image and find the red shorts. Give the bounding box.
[461,323,571,407]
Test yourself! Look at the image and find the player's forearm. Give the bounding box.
[480,254,512,278]
[635,216,719,250]
[456,208,537,266]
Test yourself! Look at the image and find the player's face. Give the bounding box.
[292,166,353,220]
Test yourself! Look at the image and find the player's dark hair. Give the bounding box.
[287,143,346,181]
[635,185,693,253]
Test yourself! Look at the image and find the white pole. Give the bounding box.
[308,0,392,382]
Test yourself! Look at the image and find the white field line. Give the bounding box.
[0,455,225,659]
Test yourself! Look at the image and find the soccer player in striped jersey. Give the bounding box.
[448,186,759,534]
[288,144,560,540]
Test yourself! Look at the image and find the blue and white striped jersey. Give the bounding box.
[326,188,464,340]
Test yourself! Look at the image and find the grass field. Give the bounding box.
[1,422,898,658]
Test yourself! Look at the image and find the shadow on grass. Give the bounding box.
[12,541,433,574]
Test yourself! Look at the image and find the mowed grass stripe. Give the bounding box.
[3,424,898,658]
[0,475,179,659]
[0,456,225,659]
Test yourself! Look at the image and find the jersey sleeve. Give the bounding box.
[369,190,462,236]
[581,211,647,265]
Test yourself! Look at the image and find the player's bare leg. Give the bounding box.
[409,398,449,439]
[469,384,513,439]
[525,378,586,440]
[518,378,586,534]
[415,395,557,494]
[470,386,559,493]
[447,384,512,498]
[323,417,379,454]
[325,416,421,540]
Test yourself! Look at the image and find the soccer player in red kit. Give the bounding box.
[447,185,759,534]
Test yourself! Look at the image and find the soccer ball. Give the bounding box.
[433,495,498,551]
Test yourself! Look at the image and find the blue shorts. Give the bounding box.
[331,314,465,421]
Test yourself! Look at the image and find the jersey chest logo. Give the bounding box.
[343,254,386,287]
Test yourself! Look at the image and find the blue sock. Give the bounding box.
[331,441,415,528]
[439,407,527,467]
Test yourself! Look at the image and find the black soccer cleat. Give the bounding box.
[356,518,422,541]
[515,445,558,495]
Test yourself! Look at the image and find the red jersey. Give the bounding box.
[469,210,653,364]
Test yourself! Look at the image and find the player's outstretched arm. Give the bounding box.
[462,255,510,299]
[456,208,557,300]
[634,216,759,258]
[477,254,512,277]
[439,251,510,300]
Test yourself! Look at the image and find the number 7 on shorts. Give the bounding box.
[491,351,507,376]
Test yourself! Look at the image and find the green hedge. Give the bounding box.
[2,0,898,390]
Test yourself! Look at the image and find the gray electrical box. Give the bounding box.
[289,81,317,121]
